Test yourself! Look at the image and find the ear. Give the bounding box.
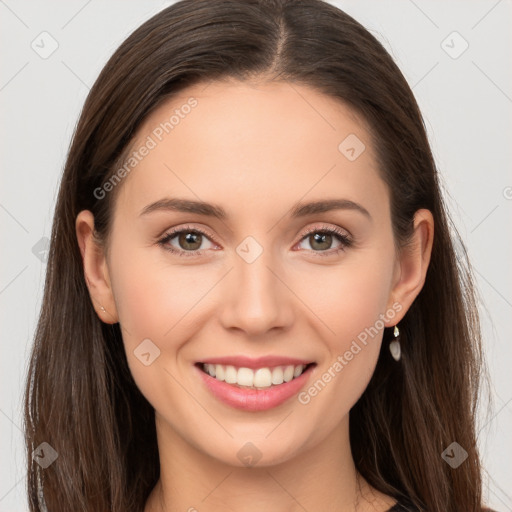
[385,208,434,325]
[75,210,119,324]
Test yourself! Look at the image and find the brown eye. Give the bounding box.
[308,232,333,251]
[296,226,352,257]
[177,231,203,251]
[158,226,217,257]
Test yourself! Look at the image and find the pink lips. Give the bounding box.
[194,359,316,412]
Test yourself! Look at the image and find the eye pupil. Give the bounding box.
[179,232,202,250]
[310,232,332,251]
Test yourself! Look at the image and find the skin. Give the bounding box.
[76,79,434,512]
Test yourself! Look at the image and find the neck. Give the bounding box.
[144,413,395,512]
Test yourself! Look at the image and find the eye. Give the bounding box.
[296,225,352,257]
[157,223,353,258]
[157,225,218,257]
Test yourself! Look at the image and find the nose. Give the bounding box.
[219,244,295,338]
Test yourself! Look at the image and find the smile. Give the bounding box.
[194,361,317,411]
[199,362,312,389]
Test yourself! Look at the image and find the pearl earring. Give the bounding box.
[389,325,401,361]
[99,306,106,312]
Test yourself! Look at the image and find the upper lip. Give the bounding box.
[197,355,315,369]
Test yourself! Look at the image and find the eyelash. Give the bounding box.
[157,224,353,258]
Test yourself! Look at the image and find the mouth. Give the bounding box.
[194,360,317,411]
[195,361,316,390]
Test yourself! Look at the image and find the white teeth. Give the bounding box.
[225,365,237,384]
[283,365,295,382]
[271,366,284,385]
[293,365,304,378]
[201,363,309,388]
[237,367,254,387]
[253,368,272,388]
[215,364,225,381]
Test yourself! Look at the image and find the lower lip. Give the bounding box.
[195,364,316,411]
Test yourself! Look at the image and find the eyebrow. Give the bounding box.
[139,197,371,220]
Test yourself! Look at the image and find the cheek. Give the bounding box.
[292,251,394,412]
[108,243,229,402]
[110,246,209,340]
[295,252,394,347]
[107,247,189,382]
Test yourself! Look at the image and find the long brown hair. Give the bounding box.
[24,1,490,510]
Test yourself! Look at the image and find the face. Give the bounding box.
[90,80,406,467]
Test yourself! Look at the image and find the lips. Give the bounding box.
[196,364,316,411]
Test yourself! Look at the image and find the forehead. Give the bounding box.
[113,79,387,222]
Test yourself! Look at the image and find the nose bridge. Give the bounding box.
[219,234,294,335]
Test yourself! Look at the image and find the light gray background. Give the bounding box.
[1,1,511,510]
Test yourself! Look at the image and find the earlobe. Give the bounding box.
[75,210,119,324]
[386,209,434,325]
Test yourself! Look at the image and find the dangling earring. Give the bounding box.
[389,325,401,361]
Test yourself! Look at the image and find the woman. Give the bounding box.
[24,1,494,511]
